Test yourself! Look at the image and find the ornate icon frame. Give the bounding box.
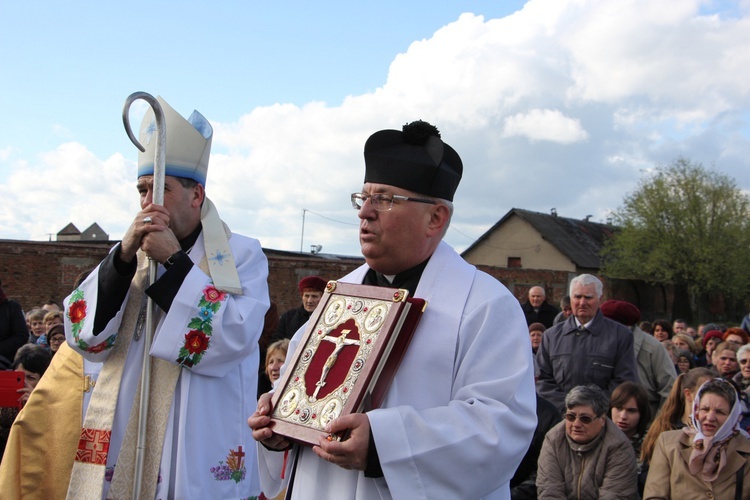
[269,281,426,446]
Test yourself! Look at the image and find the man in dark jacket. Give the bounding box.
[0,279,27,368]
[536,274,639,411]
[521,286,558,328]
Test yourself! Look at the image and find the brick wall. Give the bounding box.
[0,239,706,323]
[0,240,364,315]
[479,266,574,308]
[0,240,111,311]
[264,249,363,314]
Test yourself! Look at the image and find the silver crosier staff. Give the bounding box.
[122,91,165,500]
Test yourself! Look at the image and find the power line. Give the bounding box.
[300,208,359,253]
[448,226,478,241]
[303,209,359,226]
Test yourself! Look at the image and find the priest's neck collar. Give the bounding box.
[363,258,431,297]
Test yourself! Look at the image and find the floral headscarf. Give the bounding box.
[683,378,742,481]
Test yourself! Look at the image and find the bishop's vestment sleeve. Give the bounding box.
[65,246,133,363]
[148,236,269,377]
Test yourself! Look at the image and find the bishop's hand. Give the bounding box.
[120,204,172,264]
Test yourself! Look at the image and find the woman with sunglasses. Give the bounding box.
[537,385,638,499]
[644,378,750,498]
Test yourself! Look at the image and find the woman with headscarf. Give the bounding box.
[643,378,750,498]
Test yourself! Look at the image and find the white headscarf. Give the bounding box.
[684,378,742,481]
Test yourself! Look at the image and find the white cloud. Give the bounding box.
[0,143,136,241]
[502,109,589,143]
[2,0,749,258]
[0,147,13,162]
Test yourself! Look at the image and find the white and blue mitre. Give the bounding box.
[137,96,213,186]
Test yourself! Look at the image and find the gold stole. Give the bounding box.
[66,253,151,499]
[66,252,213,499]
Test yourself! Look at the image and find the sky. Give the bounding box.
[1,0,749,258]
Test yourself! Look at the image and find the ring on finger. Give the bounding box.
[143,216,153,225]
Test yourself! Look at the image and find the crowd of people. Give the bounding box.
[1,97,749,499]
[521,282,750,498]
[0,290,59,460]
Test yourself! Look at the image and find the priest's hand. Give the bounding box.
[249,392,291,451]
[313,413,370,471]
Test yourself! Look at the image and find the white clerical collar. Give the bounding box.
[382,274,396,284]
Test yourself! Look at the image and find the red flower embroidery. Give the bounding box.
[88,341,109,354]
[69,300,87,324]
[184,330,209,354]
[202,286,227,304]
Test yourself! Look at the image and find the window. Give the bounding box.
[508,257,522,268]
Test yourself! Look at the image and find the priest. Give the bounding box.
[250,120,536,499]
[63,96,270,499]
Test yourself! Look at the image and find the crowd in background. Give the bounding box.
[3,272,750,498]
[520,281,750,499]
[0,284,60,460]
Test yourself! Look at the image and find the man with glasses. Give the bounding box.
[251,120,536,499]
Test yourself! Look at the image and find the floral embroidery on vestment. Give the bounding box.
[176,284,227,367]
[211,446,247,483]
[68,288,116,353]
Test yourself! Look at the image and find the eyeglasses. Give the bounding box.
[564,412,599,424]
[351,192,437,212]
[740,359,750,365]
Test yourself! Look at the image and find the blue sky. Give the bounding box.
[0,1,524,161]
[1,0,748,257]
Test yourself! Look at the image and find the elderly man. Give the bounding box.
[57,97,270,499]
[250,120,536,499]
[522,286,559,328]
[600,300,676,417]
[273,275,327,341]
[536,274,638,411]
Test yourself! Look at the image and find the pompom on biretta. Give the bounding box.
[402,120,441,145]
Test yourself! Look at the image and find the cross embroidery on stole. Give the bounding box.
[75,428,112,465]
